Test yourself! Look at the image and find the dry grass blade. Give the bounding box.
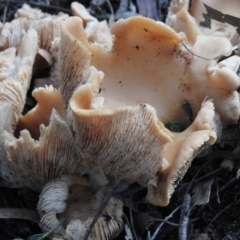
[0,208,39,221]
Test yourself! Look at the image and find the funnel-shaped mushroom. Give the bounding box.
[58,17,223,206]
[37,175,123,240]
[61,16,239,126]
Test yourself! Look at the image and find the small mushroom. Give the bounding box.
[37,175,123,240]
[71,2,97,26]
[166,9,201,45]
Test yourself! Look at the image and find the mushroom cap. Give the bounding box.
[59,16,221,206]
[167,10,201,45]
[16,86,65,139]
[71,2,96,26]
[61,16,239,126]
[3,108,96,190]
[37,175,123,240]
[147,100,219,205]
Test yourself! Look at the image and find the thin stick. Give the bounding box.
[151,218,179,227]
[124,214,135,239]
[206,202,234,230]
[2,0,9,23]
[106,0,114,26]
[184,160,211,194]
[179,194,191,240]
[211,177,239,199]
[0,208,39,221]
[129,194,138,240]
[147,206,180,240]
[84,180,119,240]
[194,168,222,183]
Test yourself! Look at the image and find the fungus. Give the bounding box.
[14,3,52,20]
[59,16,223,206]
[37,175,123,240]
[71,2,97,26]
[16,86,65,139]
[0,15,67,51]
[61,16,239,126]
[0,28,38,127]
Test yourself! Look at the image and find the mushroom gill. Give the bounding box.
[59,16,221,206]
[37,175,123,240]
[3,109,87,190]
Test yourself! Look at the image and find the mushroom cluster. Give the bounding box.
[0,2,239,239]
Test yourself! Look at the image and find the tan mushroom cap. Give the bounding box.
[61,16,239,126]
[71,2,96,26]
[59,17,221,206]
[70,83,218,206]
[16,86,65,139]
[167,9,201,45]
[147,100,220,205]
[38,175,123,240]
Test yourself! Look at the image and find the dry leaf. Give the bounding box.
[191,178,214,207]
